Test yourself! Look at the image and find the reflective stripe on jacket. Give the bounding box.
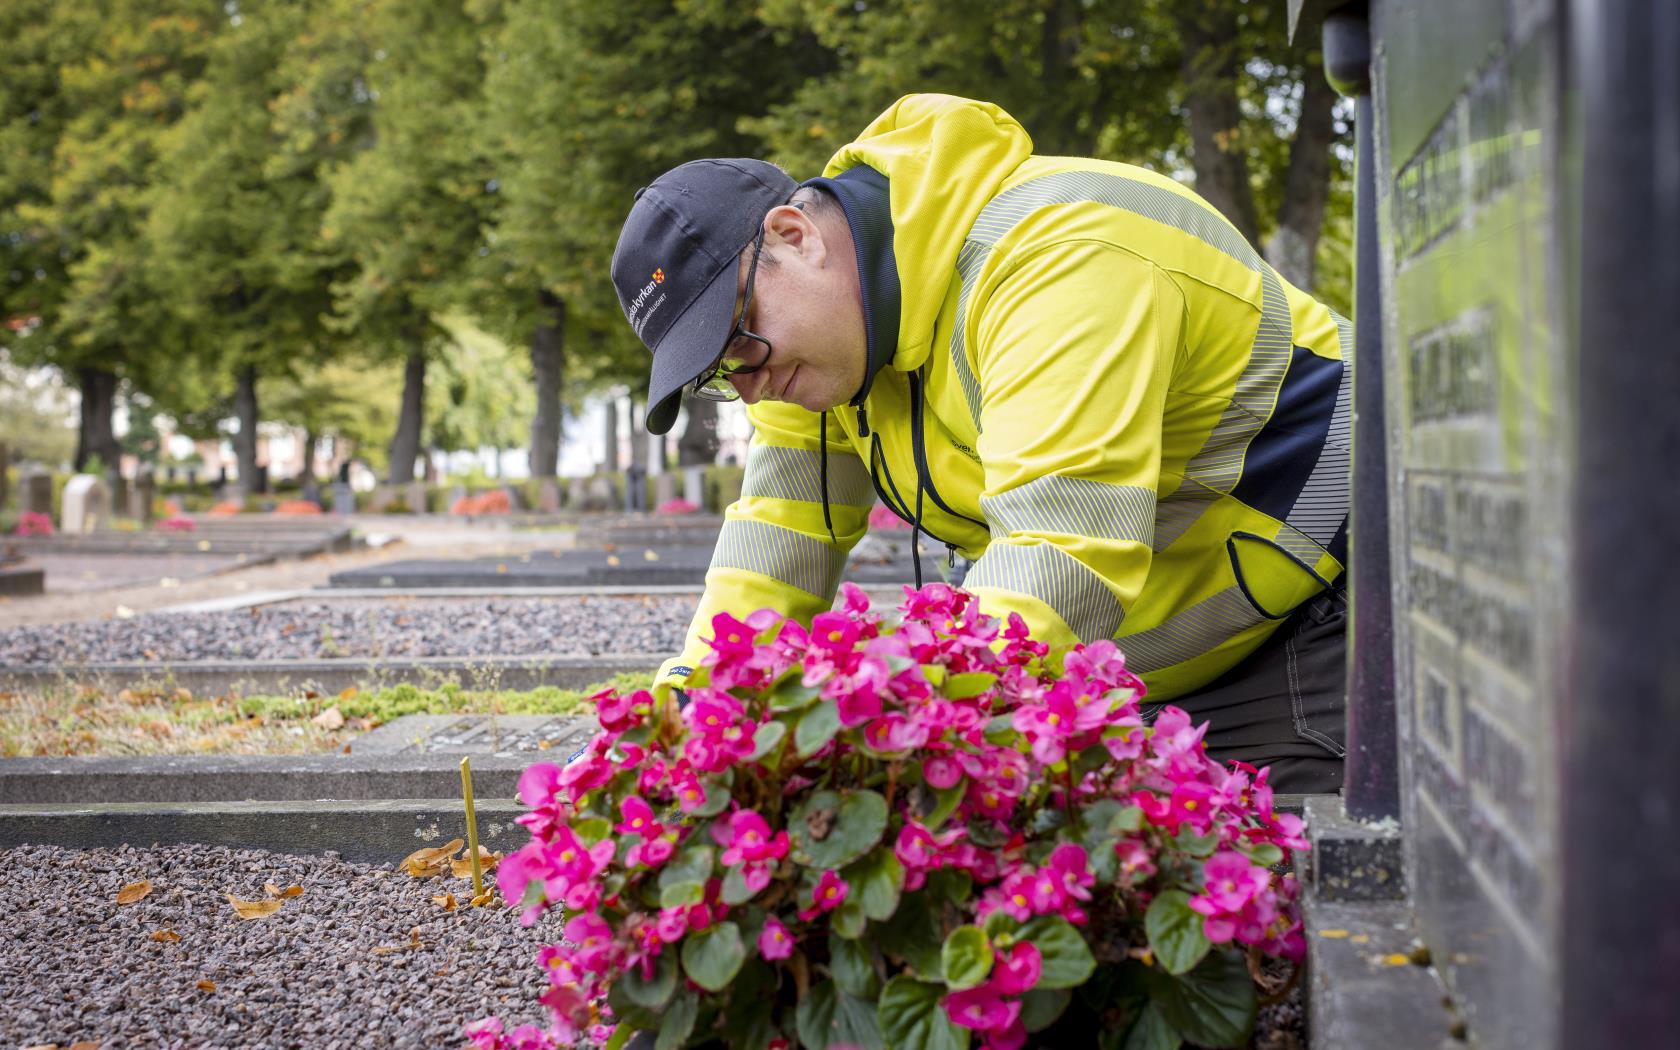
[660,95,1350,702]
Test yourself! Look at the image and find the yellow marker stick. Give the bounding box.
[460,756,485,897]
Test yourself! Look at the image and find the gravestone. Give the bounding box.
[1314,1,1680,1047]
[0,442,8,512]
[60,474,111,534]
[107,472,128,520]
[536,477,562,513]
[654,472,679,509]
[682,466,704,509]
[129,469,155,524]
[567,477,590,511]
[22,469,52,517]
[301,477,322,506]
[625,463,647,512]
[406,479,428,515]
[331,480,354,515]
[585,475,615,512]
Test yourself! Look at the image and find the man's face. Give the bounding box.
[720,204,867,413]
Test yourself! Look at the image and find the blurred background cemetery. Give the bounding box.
[0,0,1351,541]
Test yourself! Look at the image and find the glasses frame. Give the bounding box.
[688,229,774,403]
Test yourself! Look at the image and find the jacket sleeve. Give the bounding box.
[962,240,1183,652]
[656,400,874,687]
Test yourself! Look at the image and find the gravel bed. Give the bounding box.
[0,842,555,1049]
[0,596,698,666]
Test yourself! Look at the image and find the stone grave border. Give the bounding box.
[0,652,661,697]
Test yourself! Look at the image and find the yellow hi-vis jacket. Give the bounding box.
[660,94,1351,702]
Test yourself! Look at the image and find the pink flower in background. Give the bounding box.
[798,870,849,921]
[759,916,794,960]
[923,754,962,789]
[656,497,698,514]
[990,941,1042,996]
[1198,851,1272,913]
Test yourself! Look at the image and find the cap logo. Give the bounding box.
[652,268,664,284]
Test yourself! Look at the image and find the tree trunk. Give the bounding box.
[677,397,720,466]
[529,290,565,477]
[301,429,319,485]
[1177,7,1262,247]
[387,349,426,484]
[233,363,260,495]
[628,397,648,470]
[1264,66,1340,290]
[74,367,121,474]
[601,395,620,472]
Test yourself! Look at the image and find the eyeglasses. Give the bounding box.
[689,230,772,402]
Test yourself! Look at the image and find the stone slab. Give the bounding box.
[0,745,591,804]
[0,798,529,864]
[0,566,45,596]
[350,714,597,757]
[1302,794,1406,903]
[0,653,659,696]
[1304,895,1462,1050]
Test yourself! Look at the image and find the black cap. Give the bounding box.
[611,158,797,434]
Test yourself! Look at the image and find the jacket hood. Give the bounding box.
[822,94,1034,375]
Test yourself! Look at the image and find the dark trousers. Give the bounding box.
[1152,585,1348,794]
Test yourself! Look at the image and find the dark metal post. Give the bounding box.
[1323,6,1400,821]
[1563,0,1680,1041]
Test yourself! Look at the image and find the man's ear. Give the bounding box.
[764,203,824,264]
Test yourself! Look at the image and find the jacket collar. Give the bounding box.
[800,165,899,406]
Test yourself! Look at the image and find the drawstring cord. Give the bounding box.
[818,412,836,544]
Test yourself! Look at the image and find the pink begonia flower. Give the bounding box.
[809,610,860,656]
[654,906,689,943]
[837,685,884,729]
[538,984,589,1046]
[1114,837,1157,883]
[595,688,647,733]
[984,1018,1028,1050]
[1200,851,1272,913]
[464,1017,504,1050]
[924,755,962,789]
[862,712,929,751]
[537,944,587,988]
[588,1024,617,1046]
[990,941,1042,996]
[707,611,758,662]
[564,913,616,973]
[839,581,873,615]
[1103,719,1146,762]
[798,869,849,921]
[625,831,675,870]
[943,985,1023,1034]
[759,916,794,960]
[670,767,708,813]
[615,795,662,838]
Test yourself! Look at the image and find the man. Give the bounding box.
[611,94,1350,792]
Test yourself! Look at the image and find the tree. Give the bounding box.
[319,0,498,485]
[2,0,224,474]
[477,0,833,476]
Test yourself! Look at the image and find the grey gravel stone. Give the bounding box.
[0,842,555,1048]
[0,595,698,666]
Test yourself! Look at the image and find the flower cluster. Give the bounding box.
[13,511,53,537]
[471,583,1309,1050]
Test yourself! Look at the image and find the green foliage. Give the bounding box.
[234,672,651,723]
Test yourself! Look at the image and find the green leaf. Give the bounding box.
[980,909,1019,940]
[1173,827,1219,858]
[1145,890,1211,976]
[1146,949,1257,1048]
[656,990,698,1050]
[921,665,947,687]
[749,719,787,762]
[924,781,966,832]
[721,864,761,906]
[606,978,658,1033]
[1021,987,1072,1032]
[831,898,867,939]
[843,848,905,921]
[723,960,781,1050]
[941,925,993,990]
[876,976,965,1050]
[692,784,732,818]
[1122,1001,1182,1050]
[983,713,1017,744]
[571,816,611,844]
[771,677,823,712]
[620,947,678,1009]
[795,698,843,756]
[944,671,997,699]
[1240,842,1284,868]
[790,790,888,870]
[1019,916,1097,989]
[658,844,715,895]
[796,979,884,1050]
[876,891,944,978]
[926,868,973,906]
[1112,805,1145,833]
[660,881,704,908]
[681,922,746,993]
[830,932,881,999]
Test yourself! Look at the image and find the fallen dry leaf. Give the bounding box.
[401,838,464,878]
[643,549,659,561]
[450,847,501,879]
[470,891,495,908]
[226,894,284,920]
[338,686,359,701]
[197,980,217,992]
[116,880,153,905]
[150,929,182,943]
[372,927,423,955]
[433,893,458,911]
[70,1043,100,1050]
[606,555,621,566]
[264,883,304,898]
[311,705,345,730]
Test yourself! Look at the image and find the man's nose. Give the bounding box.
[730,369,770,404]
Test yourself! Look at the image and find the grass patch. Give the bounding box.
[0,671,652,758]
